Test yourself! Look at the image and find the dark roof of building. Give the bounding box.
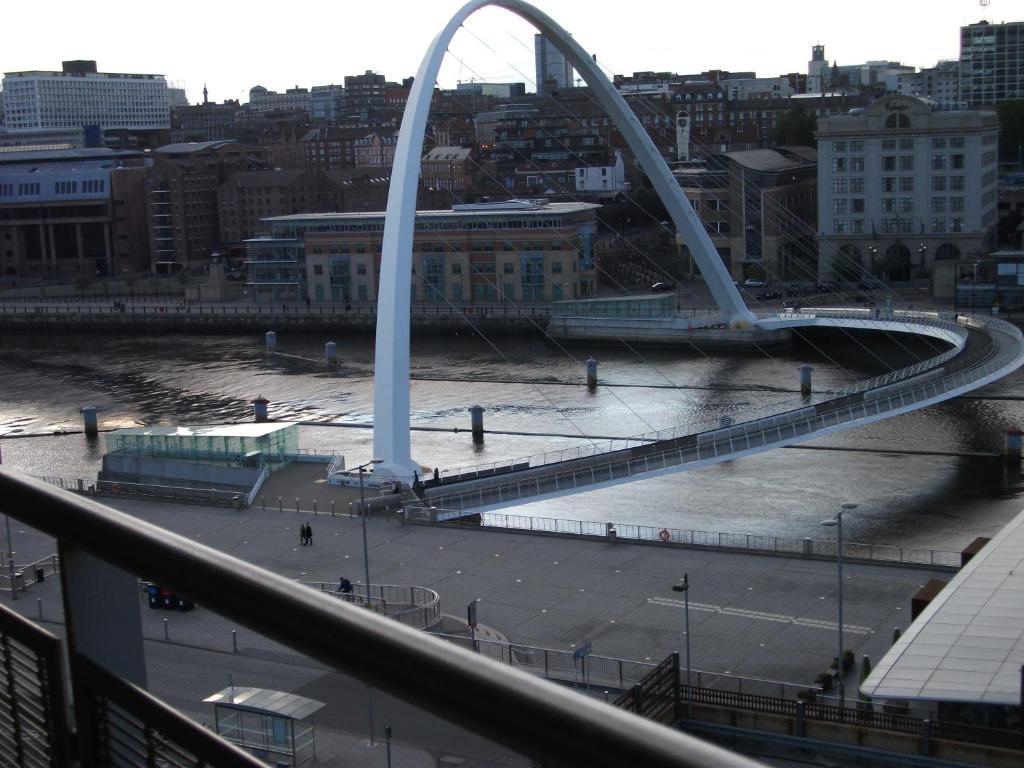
[156,140,244,155]
[0,147,145,165]
[231,170,308,187]
[723,148,814,172]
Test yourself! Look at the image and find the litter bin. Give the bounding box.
[176,596,195,612]
[35,567,45,583]
[147,584,161,609]
[14,570,24,591]
[160,588,176,609]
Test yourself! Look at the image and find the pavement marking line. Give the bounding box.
[647,597,872,635]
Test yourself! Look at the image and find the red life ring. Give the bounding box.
[659,529,671,542]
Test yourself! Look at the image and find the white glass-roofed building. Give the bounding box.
[106,423,298,465]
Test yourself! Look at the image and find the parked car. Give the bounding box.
[742,278,766,287]
[650,281,676,292]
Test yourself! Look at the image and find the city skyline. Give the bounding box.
[2,0,1020,106]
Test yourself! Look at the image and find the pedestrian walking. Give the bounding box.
[299,522,308,546]
[306,523,313,545]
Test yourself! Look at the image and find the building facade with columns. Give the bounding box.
[816,95,999,284]
[247,200,599,304]
[0,148,151,279]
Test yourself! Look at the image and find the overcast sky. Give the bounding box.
[2,0,1018,104]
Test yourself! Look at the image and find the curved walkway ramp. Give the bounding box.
[419,311,1024,516]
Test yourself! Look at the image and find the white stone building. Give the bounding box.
[816,95,999,282]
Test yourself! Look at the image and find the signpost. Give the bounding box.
[467,600,478,651]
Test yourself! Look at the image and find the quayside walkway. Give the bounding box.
[420,309,1024,514]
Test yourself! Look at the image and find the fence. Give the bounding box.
[0,554,61,593]
[406,508,962,569]
[33,474,245,507]
[428,633,810,699]
[306,582,441,630]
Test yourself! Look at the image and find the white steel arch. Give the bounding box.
[372,0,754,480]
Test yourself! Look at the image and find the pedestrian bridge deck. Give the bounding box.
[418,309,1024,515]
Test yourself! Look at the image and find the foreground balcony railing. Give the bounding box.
[0,468,760,768]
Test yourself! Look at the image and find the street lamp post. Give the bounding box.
[672,574,691,717]
[822,502,857,707]
[355,457,383,747]
[357,459,384,608]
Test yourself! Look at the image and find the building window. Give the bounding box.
[950,176,965,191]
[832,199,848,214]
[882,156,896,171]
[850,157,864,172]
[931,197,947,213]
[931,137,947,149]
[949,217,963,233]
[451,262,461,274]
[313,264,323,275]
[850,178,864,194]
[885,113,911,129]
[833,219,847,234]
[832,158,847,173]
[882,139,897,151]
[899,156,913,171]
[833,141,847,152]
[882,198,896,213]
[882,178,896,193]
[931,155,947,171]
[850,219,864,234]
[931,176,947,192]
[832,179,848,193]
[552,261,562,274]
[503,262,514,274]
[849,140,864,152]
[950,196,965,212]
[899,197,913,213]
[931,218,947,233]
[950,154,965,170]
[899,177,914,192]
[899,138,914,150]
[851,199,865,213]
[949,137,965,149]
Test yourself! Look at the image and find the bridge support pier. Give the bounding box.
[81,406,98,437]
[586,357,598,391]
[470,405,485,444]
[799,364,813,396]
[1004,428,1021,465]
[252,395,269,423]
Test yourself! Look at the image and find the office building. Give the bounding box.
[310,85,346,121]
[816,95,999,283]
[1,60,169,146]
[534,35,573,92]
[247,85,311,115]
[344,71,387,111]
[455,82,526,99]
[959,19,1024,107]
[247,200,598,304]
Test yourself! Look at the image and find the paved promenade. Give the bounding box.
[6,497,954,765]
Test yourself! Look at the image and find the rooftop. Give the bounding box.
[203,687,325,720]
[109,423,295,440]
[155,140,245,155]
[263,201,600,224]
[724,148,815,172]
[862,508,1024,705]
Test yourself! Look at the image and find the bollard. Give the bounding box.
[278,496,283,513]
[81,405,99,436]
[802,537,812,556]
[295,498,300,514]
[331,500,336,517]
[606,522,617,544]
[469,405,485,445]
[799,364,813,396]
[37,598,42,620]
[261,496,266,512]
[252,395,269,423]
[325,341,338,369]
[265,330,277,352]
[892,626,901,644]
[163,618,169,641]
[795,700,806,737]
[313,500,318,516]
[232,630,238,653]
[1004,428,1022,465]
[586,357,598,390]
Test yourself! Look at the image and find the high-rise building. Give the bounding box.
[816,95,999,283]
[534,35,573,92]
[1,60,170,141]
[807,45,829,93]
[343,71,387,111]
[959,19,1024,106]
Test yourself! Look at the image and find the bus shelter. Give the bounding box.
[203,686,324,766]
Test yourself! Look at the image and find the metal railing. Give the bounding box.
[72,652,264,768]
[244,466,270,507]
[405,508,961,568]
[0,469,759,768]
[0,554,61,592]
[433,308,975,483]
[305,581,442,630]
[0,601,71,767]
[424,314,1024,511]
[429,633,811,699]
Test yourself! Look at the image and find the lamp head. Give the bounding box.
[821,519,838,527]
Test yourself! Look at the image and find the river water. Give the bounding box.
[1,327,1023,551]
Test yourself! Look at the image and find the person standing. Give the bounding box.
[306,523,313,546]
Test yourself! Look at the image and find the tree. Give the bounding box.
[773,106,817,147]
